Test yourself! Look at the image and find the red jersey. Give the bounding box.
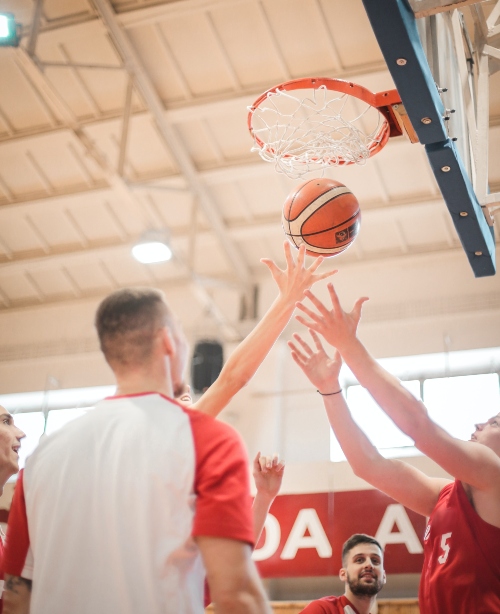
[420,480,500,613]
[300,595,365,614]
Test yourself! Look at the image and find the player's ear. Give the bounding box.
[339,567,347,582]
[160,327,175,356]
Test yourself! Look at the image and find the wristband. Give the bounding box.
[317,389,342,396]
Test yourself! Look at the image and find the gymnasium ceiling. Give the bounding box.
[0,0,499,344]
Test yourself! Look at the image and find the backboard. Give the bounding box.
[362,0,499,277]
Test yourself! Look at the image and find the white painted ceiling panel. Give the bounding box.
[156,13,238,97]
[0,54,53,131]
[376,143,439,201]
[208,3,290,88]
[42,0,94,21]
[321,0,385,69]
[29,268,77,298]
[0,216,47,253]
[206,108,255,162]
[0,272,41,302]
[263,0,341,77]
[127,24,190,104]
[64,261,115,292]
[22,208,84,248]
[103,253,156,286]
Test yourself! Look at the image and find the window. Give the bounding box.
[330,348,500,462]
[0,386,115,472]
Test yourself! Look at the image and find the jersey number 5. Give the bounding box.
[437,532,452,564]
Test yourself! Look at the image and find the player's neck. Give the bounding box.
[344,590,377,614]
[114,361,174,399]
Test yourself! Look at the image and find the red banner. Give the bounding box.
[253,490,426,577]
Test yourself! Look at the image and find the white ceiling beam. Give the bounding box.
[0,244,493,316]
[0,195,472,273]
[0,60,390,145]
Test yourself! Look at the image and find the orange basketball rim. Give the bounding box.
[248,77,417,178]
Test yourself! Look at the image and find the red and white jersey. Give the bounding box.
[420,480,500,614]
[4,392,254,614]
[299,595,364,614]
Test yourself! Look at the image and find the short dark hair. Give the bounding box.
[342,534,383,566]
[95,287,172,367]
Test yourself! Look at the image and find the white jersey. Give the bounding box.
[5,393,254,614]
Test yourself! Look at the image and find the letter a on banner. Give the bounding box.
[375,504,423,554]
[281,508,332,560]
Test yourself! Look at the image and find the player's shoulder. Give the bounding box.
[300,595,342,613]
[182,404,243,447]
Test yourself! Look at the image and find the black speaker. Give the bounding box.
[191,340,224,394]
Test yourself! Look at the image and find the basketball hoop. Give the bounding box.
[248,77,413,179]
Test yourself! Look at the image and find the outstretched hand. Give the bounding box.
[261,242,337,305]
[253,452,285,500]
[295,283,368,353]
[288,329,343,393]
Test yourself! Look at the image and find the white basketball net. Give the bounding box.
[249,85,388,179]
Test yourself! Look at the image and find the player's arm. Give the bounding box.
[289,329,449,517]
[190,412,271,612]
[197,536,271,613]
[3,575,31,614]
[296,283,500,492]
[252,452,285,543]
[192,242,336,417]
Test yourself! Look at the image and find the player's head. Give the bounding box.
[95,288,188,394]
[340,534,386,598]
[0,405,25,492]
[471,413,500,455]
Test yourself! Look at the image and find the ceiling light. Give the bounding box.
[132,232,172,264]
[0,14,20,47]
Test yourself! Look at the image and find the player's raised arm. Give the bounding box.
[192,241,336,417]
[289,329,450,517]
[252,452,285,543]
[295,283,500,494]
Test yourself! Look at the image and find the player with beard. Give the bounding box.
[300,534,385,614]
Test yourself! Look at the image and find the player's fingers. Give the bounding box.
[315,269,338,281]
[261,258,282,280]
[253,451,262,470]
[289,349,307,370]
[283,240,295,270]
[302,290,331,317]
[307,256,325,274]
[272,452,280,467]
[326,283,343,313]
[295,301,322,323]
[292,332,314,355]
[309,329,325,352]
[259,455,268,471]
[296,243,306,268]
[295,314,321,331]
[351,296,369,322]
[288,341,307,363]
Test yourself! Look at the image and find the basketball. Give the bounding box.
[282,178,361,257]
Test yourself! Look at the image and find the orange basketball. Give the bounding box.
[282,178,361,257]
